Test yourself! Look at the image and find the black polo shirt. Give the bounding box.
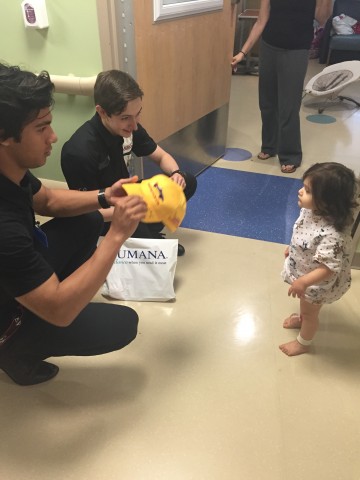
[61,113,157,190]
[0,172,54,321]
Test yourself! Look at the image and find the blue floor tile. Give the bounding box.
[222,148,253,161]
[181,167,302,244]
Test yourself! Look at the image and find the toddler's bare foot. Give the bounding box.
[283,313,301,329]
[279,340,309,356]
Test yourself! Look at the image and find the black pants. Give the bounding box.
[102,171,197,237]
[0,212,138,364]
[259,40,309,167]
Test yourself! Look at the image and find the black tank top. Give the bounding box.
[262,0,316,50]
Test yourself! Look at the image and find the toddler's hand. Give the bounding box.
[288,278,306,298]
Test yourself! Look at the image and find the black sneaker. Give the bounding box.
[0,358,59,386]
[177,244,185,256]
[151,232,185,257]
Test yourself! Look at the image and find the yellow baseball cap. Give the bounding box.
[121,174,187,232]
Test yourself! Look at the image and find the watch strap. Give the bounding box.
[170,169,186,178]
[98,188,111,209]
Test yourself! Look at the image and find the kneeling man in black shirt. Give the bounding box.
[61,70,197,256]
[0,63,147,386]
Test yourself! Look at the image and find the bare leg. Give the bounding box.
[280,299,322,356]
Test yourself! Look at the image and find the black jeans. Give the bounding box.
[0,212,138,364]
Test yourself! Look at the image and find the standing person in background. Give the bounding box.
[280,162,358,356]
[231,0,332,174]
[61,70,197,257]
[0,63,147,386]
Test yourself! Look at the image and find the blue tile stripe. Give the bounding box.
[181,167,302,244]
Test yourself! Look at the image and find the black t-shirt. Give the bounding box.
[61,113,157,190]
[0,172,54,324]
[262,0,316,50]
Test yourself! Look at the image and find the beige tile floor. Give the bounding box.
[1,60,360,480]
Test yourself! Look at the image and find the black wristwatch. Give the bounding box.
[98,188,111,209]
[170,169,186,178]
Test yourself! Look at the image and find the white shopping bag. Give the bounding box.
[102,237,178,301]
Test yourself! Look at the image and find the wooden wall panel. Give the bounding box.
[132,0,236,142]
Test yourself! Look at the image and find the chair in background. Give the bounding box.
[319,0,360,65]
[304,60,360,113]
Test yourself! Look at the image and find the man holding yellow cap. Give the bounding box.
[61,70,197,256]
[122,174,187,233]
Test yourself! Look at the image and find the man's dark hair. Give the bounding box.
[94,70,143,116]
[0,63,54,142]
[303,162,359,232]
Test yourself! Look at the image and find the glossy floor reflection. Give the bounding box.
[1,60,360,480]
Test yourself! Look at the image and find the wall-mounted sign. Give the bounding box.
[153,0,223,22]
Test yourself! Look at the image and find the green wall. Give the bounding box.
[0,0,103,180]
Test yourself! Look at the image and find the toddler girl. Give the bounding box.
[280,162,359,356]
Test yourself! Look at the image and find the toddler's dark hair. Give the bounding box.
[303,162,359,231]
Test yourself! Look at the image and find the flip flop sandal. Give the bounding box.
[257,152,275,160]
[281,164,296,174]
